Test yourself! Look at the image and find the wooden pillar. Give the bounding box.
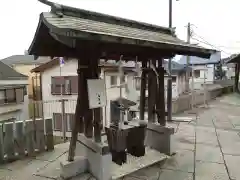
[139,60,147,120]
[68,45,101,161]
[235,63,239,92]
[68,59,83,161]
[91,58,102,143]
[148,60,157,123]
[156,59,166,126]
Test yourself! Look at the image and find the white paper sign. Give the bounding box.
[87,79,107,109]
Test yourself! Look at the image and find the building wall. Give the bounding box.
[0,79,29,122]
[164,72,188,100]
[11,64,38,98]
[40,60,139,128]
[189,64,215,90]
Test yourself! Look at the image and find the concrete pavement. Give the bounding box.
[1,94,240,179]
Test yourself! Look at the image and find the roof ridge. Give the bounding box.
[38,0,174,35]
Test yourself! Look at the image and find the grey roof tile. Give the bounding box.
[178,52,221,65]
[37,9,214,58]
[1,55,50,66]
[43,12,182,45]
[0,61,28,80]
[163,60,191,74]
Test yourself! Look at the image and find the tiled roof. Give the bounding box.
[178,52,221,65]
[43,12,182,46]
[163,60,191,74]
[224,54,240,64]
[0,61,28,80]
[1,55,50,66]
[42,11,213,57]
[28,1,215,58]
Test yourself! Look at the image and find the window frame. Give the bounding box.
[110,76,118,86]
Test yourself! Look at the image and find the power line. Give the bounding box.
[190,31,232,55]
[188,24,240,50]
[191,37,232,56]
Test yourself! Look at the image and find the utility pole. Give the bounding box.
[167,0,173,122]
[167,0,179,121]
[187,23,195,109]
[186,22,191,92]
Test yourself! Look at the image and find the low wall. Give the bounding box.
[172,84,234,114]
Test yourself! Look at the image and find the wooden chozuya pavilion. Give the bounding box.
[28,0,215,179]
[226,54,240,92]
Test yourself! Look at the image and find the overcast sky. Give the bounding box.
[0,0,239,59]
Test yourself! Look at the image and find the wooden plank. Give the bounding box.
[45,118,54,150]
[0,124,4,163]
[36,119,45,152]
[4,122,15,161]
[25,120,35,156]
[15,121,25,157]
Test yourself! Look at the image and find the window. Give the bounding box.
[51,77,63,95]
[53,113,62,131]
[135,77,141,90]
[53,113,75,131]
[172,76,177,83]
[64,79,71,94]
[66,113,75,132]
[51,76,78,95]
[110,76,117,86]
[23,86,27,96]
[0,87,25,105]
[194,70,200,78]
[5,89,16,103]
[15,88,24,103]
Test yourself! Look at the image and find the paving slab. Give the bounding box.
[172,135,195,151]
[158,169,193,180]
[1,159,50,178]
[123,176,141,180]
[35,148,68,162]
[228,115,240,127]
[69,173,96,180]
[126,164,161,180]
[173,133,195,147]
[196,130,219,147]
[177,124,195,137]
[196,144,223,163]
[217,130,240,143]
[0,158,33,171]
[0,169,12,179]
[160,149,194,173]
[224,155,240,180]
[195,161,229,180]
[35,153,68,179]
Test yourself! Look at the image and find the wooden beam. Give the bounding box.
[148,60,157,123]
[91,57,102,143]
[68,59,84,161]
[156,59,166,126]
[139,59,147,120]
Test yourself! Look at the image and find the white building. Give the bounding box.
[163,60,190,99]
[0,61,29,122]
[31,58,141,131]
[178,52,221,90]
